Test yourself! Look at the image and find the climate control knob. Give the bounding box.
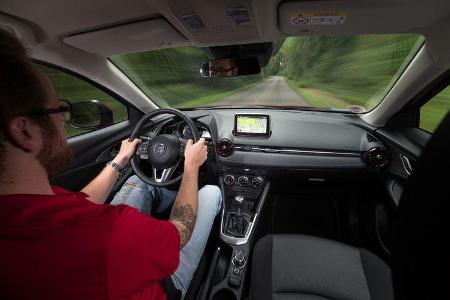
[223,175,235,185]
[237,176,249,187]
[252,177,264,188]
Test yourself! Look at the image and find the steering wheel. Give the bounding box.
[129,108,200,187]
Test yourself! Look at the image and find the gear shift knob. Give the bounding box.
[234,195,244,216]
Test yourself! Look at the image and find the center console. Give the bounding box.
[200,114,271,299]
[202,166,270,300]
[220,170,268,245]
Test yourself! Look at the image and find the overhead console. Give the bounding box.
[150,0,261,45]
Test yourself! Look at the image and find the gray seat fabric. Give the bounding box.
[251,234,394,300]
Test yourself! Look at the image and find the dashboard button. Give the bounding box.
[252,177,264,188]
[229,276,241,287]
[237,176,249,187]
[224,175,235,185]
[232,251,246,268]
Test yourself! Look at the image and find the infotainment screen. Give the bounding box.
[234,114,270,136]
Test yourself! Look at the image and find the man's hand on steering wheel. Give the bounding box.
[114,138,142,167]
[184,138,207,173]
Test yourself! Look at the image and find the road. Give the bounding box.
[208,76,308,107]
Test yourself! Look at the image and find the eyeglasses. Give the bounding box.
[28,100,72,122]
[210,66,238,74]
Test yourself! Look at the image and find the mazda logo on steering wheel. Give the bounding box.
[152,142,166,157]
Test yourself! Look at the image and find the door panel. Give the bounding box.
[50,121,133,192]
[378,128,429,180]
[365,127,431,258]
[377,127,431,207]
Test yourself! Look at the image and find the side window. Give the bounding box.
[36,64,128,137]
[420,85,450,133]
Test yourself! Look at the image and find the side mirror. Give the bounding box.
[200,57,261,77]
[70,100,113,130]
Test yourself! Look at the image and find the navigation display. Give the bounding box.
[234,114,270,136]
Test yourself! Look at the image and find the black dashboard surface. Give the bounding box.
[182,109,386,172]
[210,110,366,151]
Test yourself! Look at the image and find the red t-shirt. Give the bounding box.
[0,187,180,300]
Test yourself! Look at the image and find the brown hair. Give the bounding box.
[0,28,47,171]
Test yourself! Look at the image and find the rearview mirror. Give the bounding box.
[70,100,113,129]
[200,57,261,77]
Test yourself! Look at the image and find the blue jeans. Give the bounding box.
[110,175,222,297]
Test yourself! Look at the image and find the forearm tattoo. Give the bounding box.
[169,203,196,248]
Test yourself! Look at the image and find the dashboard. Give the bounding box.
[149,108,390,182]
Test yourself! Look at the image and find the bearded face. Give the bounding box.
[36,117,74,178]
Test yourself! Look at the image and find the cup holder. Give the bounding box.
[211,246,232,286]
[211,288,237,300]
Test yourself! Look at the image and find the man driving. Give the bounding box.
[208,58,239,77]
[0,28,222,299]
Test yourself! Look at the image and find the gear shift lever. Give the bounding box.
[226,195,250,238]
[234,195,244,216]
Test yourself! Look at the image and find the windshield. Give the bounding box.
[110,35,424,112]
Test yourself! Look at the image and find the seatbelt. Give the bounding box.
[161,277,182,300]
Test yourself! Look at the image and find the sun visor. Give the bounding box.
[63,18,189,56]
[278,1,441,35]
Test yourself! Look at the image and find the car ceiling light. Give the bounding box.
[181,14,205,30]
[226,6,251,26]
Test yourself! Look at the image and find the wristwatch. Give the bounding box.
[107,160,124,174]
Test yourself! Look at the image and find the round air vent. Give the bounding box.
[365,147,390,168]
[217,139,233,157]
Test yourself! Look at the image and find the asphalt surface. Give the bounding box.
[209,76,308,107]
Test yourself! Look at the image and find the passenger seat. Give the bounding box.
[251,234,393,300]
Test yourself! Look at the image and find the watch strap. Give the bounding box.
[107,160,124,174]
